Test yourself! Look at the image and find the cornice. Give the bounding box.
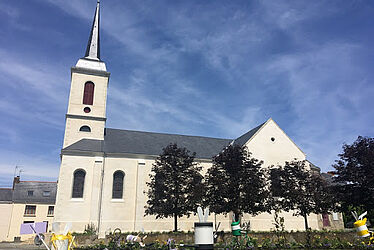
[71,66,110,77]
[66,114,106,121]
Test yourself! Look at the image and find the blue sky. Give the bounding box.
[0,0,373,187]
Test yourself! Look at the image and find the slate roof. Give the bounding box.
[232,122,265,146]
[12,181,57,204]
[0,188,12,203]
[63,128,233,159]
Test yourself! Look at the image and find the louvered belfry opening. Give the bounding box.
[83,82,95,105]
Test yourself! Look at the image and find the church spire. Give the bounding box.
[84,0,101,60]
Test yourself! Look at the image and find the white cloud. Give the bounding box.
[262,42,373,170]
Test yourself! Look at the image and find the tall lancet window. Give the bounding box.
[83,82,95,105]
[112,171,124,199]
[72,169,86,198]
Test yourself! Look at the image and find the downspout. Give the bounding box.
[133,161,139,231]
[6,202,15,240]
[97,152,106,237]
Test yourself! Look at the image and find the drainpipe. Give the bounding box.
[133,160,139,231]
[97,153,106,237]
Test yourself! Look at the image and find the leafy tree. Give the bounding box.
[145,143,203,232]
[204,144,269,221]
[270,160,336,230]
[332,136,374,225]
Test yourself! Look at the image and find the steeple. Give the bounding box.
[85,0,101,60]
[75,0,107,72]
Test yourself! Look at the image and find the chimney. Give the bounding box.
[13,176,20,190]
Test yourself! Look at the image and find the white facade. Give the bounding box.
[55,116,326,236]
[54,1,343,237]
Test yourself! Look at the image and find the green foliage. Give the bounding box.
[204,144,270,220]
[272,209,287,248]
[76,231,374,249]
[269,160,337,230]
[84,223,98,236]
[145,143,203,231]
[73,223,98,236]
[333,136,374,226]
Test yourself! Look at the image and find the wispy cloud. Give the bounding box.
[0,150,59,187]
[262,41,373,169]
[0,0,372,178]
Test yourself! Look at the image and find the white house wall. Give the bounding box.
[55,147,321,236]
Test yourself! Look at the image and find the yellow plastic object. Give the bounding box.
[354,218,370,238]
[51,232,77,250]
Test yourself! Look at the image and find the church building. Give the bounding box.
[54,1,343,237]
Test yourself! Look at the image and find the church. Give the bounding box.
[54,1,343,237]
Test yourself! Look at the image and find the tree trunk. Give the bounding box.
[234,211,240,222]
[174,213,178,232]
[303,213,309,230]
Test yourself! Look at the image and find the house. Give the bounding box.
[0,177,56,242]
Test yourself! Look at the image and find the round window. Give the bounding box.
[84,107,91,113]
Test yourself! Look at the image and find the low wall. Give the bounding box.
[73,230,359,247]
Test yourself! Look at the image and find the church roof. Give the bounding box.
[63,128,233,159]
[232,122,265,146]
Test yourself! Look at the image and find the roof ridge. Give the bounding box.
[233,121,266,146]
[105,128,232,141]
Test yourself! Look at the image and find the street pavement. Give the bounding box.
[0,243,43,249]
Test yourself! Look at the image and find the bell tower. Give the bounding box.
[63,0,110,148]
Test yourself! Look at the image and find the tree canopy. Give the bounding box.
[144,143,203,231]
[333,136,374,224]
[270,160,336,230]
[204,144,269,221]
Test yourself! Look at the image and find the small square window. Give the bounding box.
[27,191,34,197]
[43,191,50,197]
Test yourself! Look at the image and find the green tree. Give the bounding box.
[270,160,336,230]
[333,136,374,225]
[204,144,269,221]
[145,143,203,232]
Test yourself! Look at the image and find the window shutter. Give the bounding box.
[83,82,94,105]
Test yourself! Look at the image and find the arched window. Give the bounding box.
[72,169,86,198]
[112,171,124,199]
[79,126,91,132]
[83,82,94,105]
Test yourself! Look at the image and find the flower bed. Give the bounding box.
[75,230,374,249]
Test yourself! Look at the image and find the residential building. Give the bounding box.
[0,177,56,242]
